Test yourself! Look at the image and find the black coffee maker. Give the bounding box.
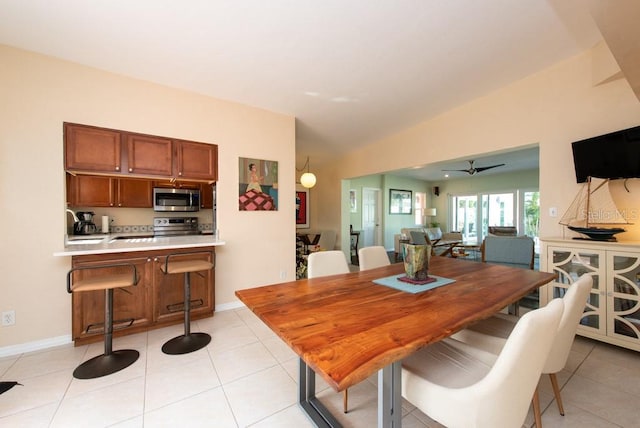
[67,210,98,235]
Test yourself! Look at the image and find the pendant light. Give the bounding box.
[298,156,317,188]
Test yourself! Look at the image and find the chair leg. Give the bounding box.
[343,388,348,413]
[549,373,565,416]
[532,386,542,428]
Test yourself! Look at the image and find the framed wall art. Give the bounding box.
[389,189,412,214]
[296,185,309,228]
[350,189,357,213]
[238,157,278,211]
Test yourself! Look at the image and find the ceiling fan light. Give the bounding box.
[300,172,316,188]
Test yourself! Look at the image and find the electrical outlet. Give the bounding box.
[2,310,15,326]
[280,270,287,280]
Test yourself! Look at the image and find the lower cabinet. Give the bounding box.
[70,247,215,345]
[541,238,640,352]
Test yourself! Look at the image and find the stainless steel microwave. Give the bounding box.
[153,187,200,212]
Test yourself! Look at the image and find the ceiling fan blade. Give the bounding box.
[474,163,505,173]
[442,168,471,172]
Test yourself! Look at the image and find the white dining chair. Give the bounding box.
[307,250,349,278]
[306,250,351,413]
[401,298,564,428]
[450,274,593,426]
[358,246,391,271]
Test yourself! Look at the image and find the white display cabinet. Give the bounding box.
[540,238,640,351]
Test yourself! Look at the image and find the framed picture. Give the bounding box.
[238,157,278,211]
[296,185,310,228]
[349,189,357,213]
[390,189,412,214]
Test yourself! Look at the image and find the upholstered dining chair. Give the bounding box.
[450,274,593,427]
[401,298,564,428]
[358,246,391,271]
[307,250,350,278]
[306,250,351,413]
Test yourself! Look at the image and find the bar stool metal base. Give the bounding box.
[161,333,211,355]
[73,349,140,379]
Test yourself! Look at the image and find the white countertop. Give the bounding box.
[53,233,225,257]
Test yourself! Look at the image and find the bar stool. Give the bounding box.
[67,263,139,379]
[160,251,214,354]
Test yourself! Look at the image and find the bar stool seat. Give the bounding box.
[160,252,214,355]
[67,263,139,379]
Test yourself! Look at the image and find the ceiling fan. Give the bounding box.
[442,160,505,176]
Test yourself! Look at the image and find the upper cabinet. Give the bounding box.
[125,133,173,176]
[64,122,217,182]
[175,140,218,181]
[65,123,123,173]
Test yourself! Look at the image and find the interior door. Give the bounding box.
[362,188,381,247]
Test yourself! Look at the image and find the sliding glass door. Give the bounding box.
[450,190,538,245]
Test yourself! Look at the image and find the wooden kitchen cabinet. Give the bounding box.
[65,122,218,182]
[65,123,122,173]
[67,174,153,208]
[175,140,218,181]
[71,247,216,345]
[200,183,214,209]
[125,133,173,176]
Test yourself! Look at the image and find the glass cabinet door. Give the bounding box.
[547,247,604,336]
[608,251,640,342]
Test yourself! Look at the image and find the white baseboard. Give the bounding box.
[0,335,72,358]
[0,303,246,358]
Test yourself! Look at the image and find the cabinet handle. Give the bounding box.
[178,172,183,176]
[128,168,133,172]
[154,257,159,262]
[147,258,152,262]
[115,166,120,171]
[118,203,122,207]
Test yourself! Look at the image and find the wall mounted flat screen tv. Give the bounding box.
[572,125,640,183]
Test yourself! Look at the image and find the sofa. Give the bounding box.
[394,227,462,260]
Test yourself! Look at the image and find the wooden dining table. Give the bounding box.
[236,256,556,428]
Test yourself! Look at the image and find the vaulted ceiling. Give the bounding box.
[0,0,637,172]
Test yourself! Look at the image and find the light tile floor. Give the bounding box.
[1,307,639,427]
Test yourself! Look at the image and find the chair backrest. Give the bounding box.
[358,246,391,271]
[482,235,534,269]
[409,231,430,245]
[316,230,337,251]
[544,274,593,373]
[474,298,564,427]
[307,250,350,278]
[488,226,518,236]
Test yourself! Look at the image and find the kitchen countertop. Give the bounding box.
[53,233,225,257]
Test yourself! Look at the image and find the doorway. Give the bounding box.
[362,188,382,247]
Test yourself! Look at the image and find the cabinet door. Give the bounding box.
[65,123,122,173]
[67,174,115,207]
[200,183,214,209]
[547,246,605,337]
[607,251,640,343]
[125,133,173,176]
[153,251,214,323]
[175,140,218,181]
[117,178,153,208]
[71,256,152,342]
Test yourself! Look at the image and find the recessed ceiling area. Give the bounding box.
[385,146,540,182]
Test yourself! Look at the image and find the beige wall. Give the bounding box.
[0,45,295,351]
[312,44,640,254]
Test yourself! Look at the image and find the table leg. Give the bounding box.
[378,361,402,428]
[298,358,342,428]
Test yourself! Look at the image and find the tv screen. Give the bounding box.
[572,125,640,183]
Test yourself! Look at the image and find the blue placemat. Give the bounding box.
[373,274,456,294]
